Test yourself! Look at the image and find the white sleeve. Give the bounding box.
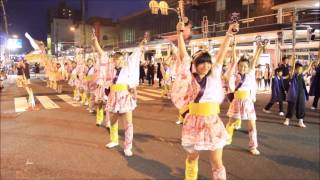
[249,69,257,101]
[25,32,40,50]
[208,63,222,79]
[228,74,236,92]
[127,48,141,88]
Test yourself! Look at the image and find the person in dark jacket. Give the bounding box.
[34,63,40,78]
[23,60,31,84]
[263,68,286,116]
[283,62,311,128]
[139,62,145,84]
[278,56,291,92]
[309,60,320,110]
[16,62,24,87]
[157,58,163,87]
[146,61,155,86]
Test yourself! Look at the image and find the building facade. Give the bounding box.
[50,18,75,55]
[116,0,319,66]
[117,0,318,47]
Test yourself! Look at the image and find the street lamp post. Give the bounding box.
[292,8,297,59]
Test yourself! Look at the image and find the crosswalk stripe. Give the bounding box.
[139,88,161,94]
[14,97,28,113]
[137,90,162,98]
[57,94,81,107]
[36,96,60,109]
[137,94,155,101]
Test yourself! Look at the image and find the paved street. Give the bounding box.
[1,76,319,180]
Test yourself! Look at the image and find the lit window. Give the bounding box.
[216,0,225,11]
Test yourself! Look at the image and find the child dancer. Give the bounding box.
[171,21,239,180]
[55,63,65,93]
[225,37,265,156]
[283,57,313,128]
[92,33,145,157]
[68,61,79,100]
[224,37,242,130]
[91,49,110,127]
[85,58,97,113]
[160,59,173,99]
[78,59,89,106]
[263,67,286,116]
[23,32,47,109]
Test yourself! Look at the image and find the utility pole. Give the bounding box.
[292,8,297,59]
[0,0,9,64]
[81,0,86,61]
[0,0,8,34]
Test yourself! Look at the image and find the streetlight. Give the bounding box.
[149,0,188,23]
[70,26,75,32]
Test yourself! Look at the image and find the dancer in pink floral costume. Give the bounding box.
[225,37,266,156]
[171,21,239,180]
[92,33,145,157]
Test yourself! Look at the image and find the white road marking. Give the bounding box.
[137,94,155,101]
[57,94,80,107]
[36,96,60,109]
[14,97,28,113]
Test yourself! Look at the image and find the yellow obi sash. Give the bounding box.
[189,102,220,116]
[110,84,128,92]
[85,75,94,81]
[234,90,250,100]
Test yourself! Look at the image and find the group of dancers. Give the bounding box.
[20,18,320,180]
[262,55,320,128]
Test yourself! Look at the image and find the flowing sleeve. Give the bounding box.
[171,55,199,109]
[127,47,141,88]
[249,69,257,102]
[228,74,236,92]
[25,32,40,51]
[208,64,224,103]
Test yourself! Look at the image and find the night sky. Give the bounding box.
[6,0,149,52]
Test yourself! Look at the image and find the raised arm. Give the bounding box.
[215,23,239,65]
[224,39,239,81]
[176,22,188,61]
[303,60,314,75]
[127,38,146,88]
[230,38,237,65]
[91,34,104,56]
[25,32,40,50]
[289,56,296,77]
[250,43,264,70]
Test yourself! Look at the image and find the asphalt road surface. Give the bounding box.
[1,76,319,180]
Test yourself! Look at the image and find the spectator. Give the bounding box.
[146,60,155,86]
[264,63,272,90]
[139,61,146,84]
[34,63,40,78]
[157,58,163,87]
[16,62,24,87]
[255,64,263,90]
[23,59,31,84]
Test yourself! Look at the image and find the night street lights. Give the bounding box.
[149,0,188,23]
[69,26,75,32]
